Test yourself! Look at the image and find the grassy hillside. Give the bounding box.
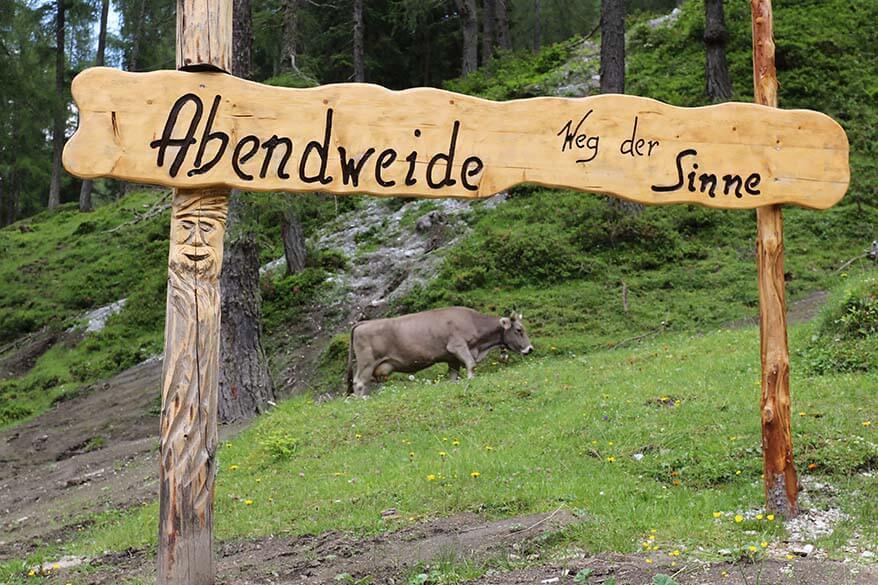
[31,325,877,572]
[1,2,877,583]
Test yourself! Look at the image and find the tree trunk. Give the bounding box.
[233,0,252,79]
[455,0,478,75]
[281,0,298,72]
[353,0,365,82]
[599,0,625,94]
[79,0,110,213]
[281,209,306,275]
[533,0,542,52]
[217,0,275,424]
[129,0,147,71]
[704,0,732,102]
[481,0,495,65]
[48,0,65,210]
[494,0,510,50]
[218,199,275,422]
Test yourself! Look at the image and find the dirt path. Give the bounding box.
[464,556,878,585]
[52,510,578,583]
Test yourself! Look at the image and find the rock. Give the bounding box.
[861,550,875,559]
[415,211,445,233]
[791,544,815,557]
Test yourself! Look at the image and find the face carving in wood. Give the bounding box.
[170,194,227,279]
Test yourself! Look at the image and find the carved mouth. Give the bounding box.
[184,253,210,262]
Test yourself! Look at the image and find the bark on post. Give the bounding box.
[157,1,231,583]
[750,0,798,518]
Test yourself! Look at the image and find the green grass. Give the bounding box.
[55,324,875,564]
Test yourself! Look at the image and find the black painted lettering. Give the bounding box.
[647,140,660,156]
[461,156,484,191]
[299,108,334,185]
[375,149,397,187]
[338,147,376,187]
[745,173,762,195]
[620,116,641,157]
[404,151,418,186]
[188,95,229,177]
[557,110,594,152]
[232,135,260,181]
[699,173,718,197]
[578,136,599,163]
[687,163,699,192]
[149,93,203,178]
[722,174,744,198]
[426,121,461,189]
[651,148,697,192]
[259,136,293,179]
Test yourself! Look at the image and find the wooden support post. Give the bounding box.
[751,0,798,518]
[157,2,231,584]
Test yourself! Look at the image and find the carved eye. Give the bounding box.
[200,222,215,234]
[181,220,195,230]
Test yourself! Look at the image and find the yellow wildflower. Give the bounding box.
[409,452,415,458]
[671,550,681,557]
[786,554,794,560]
[735,514,744,523]
[452,439,460,446]
[244,499,254,505]
[756,514,764,520]
[863,421,872,427]
[761,541,769,548]
[645,559,653,564]
[470,471,481,478]
[606,456,616,462]
[355,433,362,440]
[229,464,239,471]
[427,474,437,481]
[749,545,758,553]
[439,451,447,458]
[713,512,722,518]
[767,514,775,521]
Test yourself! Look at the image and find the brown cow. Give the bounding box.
[346,307,533,395]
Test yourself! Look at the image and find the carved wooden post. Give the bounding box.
[158,2,231,583]
[751,0,798,518]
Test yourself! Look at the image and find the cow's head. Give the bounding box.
[500,313,534,355]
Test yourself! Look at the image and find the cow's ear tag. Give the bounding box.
[500,317,511,330]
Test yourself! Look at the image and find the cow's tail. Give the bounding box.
[346,324,358,395]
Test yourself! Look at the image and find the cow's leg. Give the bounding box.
[447,340,477,379]
[448,360,461,381]
[353,363,376,397]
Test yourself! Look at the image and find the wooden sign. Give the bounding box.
[64,67,849,210]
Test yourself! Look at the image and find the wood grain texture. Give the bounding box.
[752,0,798,519]
[158,2,231,584]
[176,0,232,72]
[63,67,850,210]
[158,193,228,584]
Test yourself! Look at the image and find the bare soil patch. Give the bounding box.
[0,360,163,560]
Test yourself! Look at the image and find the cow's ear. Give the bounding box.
[500,317,511,330]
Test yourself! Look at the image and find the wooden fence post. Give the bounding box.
[157,1,232,583]
[751,0,799,518]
